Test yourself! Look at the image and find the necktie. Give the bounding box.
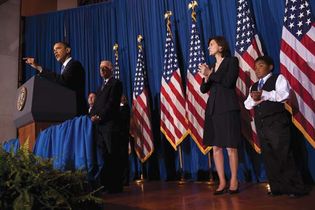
[257,79,264,91]
[101,80,106,90]
[61,65,65,74]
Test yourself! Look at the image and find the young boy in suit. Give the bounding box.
[244,56,309,196]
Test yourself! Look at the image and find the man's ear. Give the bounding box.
[66,47,71,54]
[269,64,274,71]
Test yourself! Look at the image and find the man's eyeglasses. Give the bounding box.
[100,66,111,71]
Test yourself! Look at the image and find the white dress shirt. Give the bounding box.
[244,73,291,110]
[61,57,72,71]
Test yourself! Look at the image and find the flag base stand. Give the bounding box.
[135,174,145,184]
[206,177,215,185]
[177,175,187,185]
[177,145,186,185]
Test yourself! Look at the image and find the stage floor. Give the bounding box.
[103,181,314,210]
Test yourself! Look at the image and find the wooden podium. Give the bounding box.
[14,75,77,150]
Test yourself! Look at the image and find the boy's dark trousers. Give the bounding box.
[256,111,308,195]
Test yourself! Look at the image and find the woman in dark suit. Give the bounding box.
[199,36,241,195]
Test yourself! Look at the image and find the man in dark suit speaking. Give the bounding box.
[24,41,87,116]
[90,60,123,193]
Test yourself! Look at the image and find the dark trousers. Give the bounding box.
[101,149,124,193]
[120,133,130,186]
[95,124,124,193]
[256,112,307,194]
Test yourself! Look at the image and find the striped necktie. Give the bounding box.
[61,65,65,74]
[257,79,264,91]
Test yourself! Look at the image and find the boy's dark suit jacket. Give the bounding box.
[39,59,87,116]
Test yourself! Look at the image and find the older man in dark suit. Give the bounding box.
[24,41,87,116]
[90,60,123,193]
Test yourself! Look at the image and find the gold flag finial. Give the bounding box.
[113,43,119,51]
[113,43,119,60]
[164,11,173,33]
[137,35,143,50]
[188,1,198,22]
[137,34,143,43]
[164,11,172,19]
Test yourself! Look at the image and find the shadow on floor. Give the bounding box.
[102,203,148,210]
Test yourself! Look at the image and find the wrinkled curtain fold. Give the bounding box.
[33,116,103,179]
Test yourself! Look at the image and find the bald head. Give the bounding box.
[99,60,113,79]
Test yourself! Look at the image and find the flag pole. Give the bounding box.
[206,151,215,185]
[178,145,186,184]
[135,162,145,184]
[134,34,144,185]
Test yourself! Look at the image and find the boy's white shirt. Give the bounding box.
[244,73,291,110]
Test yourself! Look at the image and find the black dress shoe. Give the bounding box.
[287,191,309,198]
[213,188,227,195]
[228,188,239,194]
[267,191,282,196]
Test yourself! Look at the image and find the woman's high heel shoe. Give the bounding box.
[228,182,239,194]
[213,187,227,195]
[228,188,239,194]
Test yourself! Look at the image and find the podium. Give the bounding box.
[14,75,77,150]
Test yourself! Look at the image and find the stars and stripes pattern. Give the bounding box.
[130,43,154,162]
[113,45,133,154]
[113,49,120,79]
[235,0,263,153]
[186,21,211,154]
[280,0,315,148]
[160,27,189,150]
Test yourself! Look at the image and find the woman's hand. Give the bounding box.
[198,63,213,78]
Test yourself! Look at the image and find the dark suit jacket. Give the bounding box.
[39,59,87,116]
[200,56,240,116]
[90,77,123,154]
[200,56,240,146]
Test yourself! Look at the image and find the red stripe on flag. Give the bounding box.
[300,33,315,56]
[186,98,204,134]
[160,120,176,144]
[160,102,183,139]
[241,51,256,69]
[186,99,206,128]
[294,111,315,141]
[238,67,255,88]
[187,81,207,109]
[281,41,315,84]
[251,38,263,57]
[194,73,203,84]
[281,64,315,113]
[132,106,152,151]
[171,72,187,104]
[161,86,187,131]
[166,81,186,107]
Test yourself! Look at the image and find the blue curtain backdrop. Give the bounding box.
[22,0,315,182]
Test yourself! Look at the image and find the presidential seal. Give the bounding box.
[17,86,27,111]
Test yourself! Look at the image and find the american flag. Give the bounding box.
[113,45,120,80]
[160,24,189,150]
[130,42,154,162]
[186,18,211,154]
[280,0,315,147]
[235,0,263,153]
[113,44,132,154]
